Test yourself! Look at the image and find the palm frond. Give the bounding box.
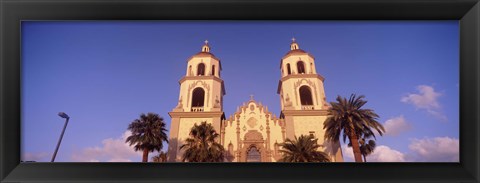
[180,121,225,162]
[278,135,330,162]
[125,113,169,162]
[323,94,385,162]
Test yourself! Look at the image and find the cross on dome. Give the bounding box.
[202,40,210,52]
[290,38,299,50]
[250,94,254,101]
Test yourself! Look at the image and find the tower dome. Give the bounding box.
[285,38,307,57]
[192,40,217,58]
[202,40,210,52]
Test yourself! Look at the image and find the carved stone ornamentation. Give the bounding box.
[284,94,292,107]
[244,130,263,141]
[323,96,330,108]
[213,95,221,108]
[187,80,210,107]
[293,79,318,106]
[172,96,184,112]
[247,117,257,128]
[175,96,183,109]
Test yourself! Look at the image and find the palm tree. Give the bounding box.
[126,113,169,162]
[179,121,225,162]
[152,151,167,162]
[348,138,377,162]
[360,139,376,162]
[278,135,330,162]
[324,94,385,162]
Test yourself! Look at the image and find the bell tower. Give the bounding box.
[277,38,343,162]
[167,40,226,162]
[278,38,329,111]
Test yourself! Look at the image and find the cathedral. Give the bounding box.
[167,39,344,162]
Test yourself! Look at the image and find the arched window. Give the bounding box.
[297,61,305,74]
[246,146,261,162]
[197,63,205,76]
[286,64,291,75]
[299,86,314,105]
[212,65,216,76]
[191,87,205,109]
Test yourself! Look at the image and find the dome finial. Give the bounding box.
[290,38,299,50]
[202,40,210,52]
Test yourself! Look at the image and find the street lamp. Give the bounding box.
[51,112,70,162]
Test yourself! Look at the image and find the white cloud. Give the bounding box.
[383,116,412,136]
[22,152,49,162]
[340,136,459,162]
[408,137,459,162]
[341,145,355,162]
[341,144,406,162]
[401,85,441,109]
[401,85,447,121]
[71,131,142,162]
[366,145,406,162]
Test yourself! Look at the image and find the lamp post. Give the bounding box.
[51,112,70,162]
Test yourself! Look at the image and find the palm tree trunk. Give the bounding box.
[349,133,363,162]
[142,149,149,162]
[363,155,367,162]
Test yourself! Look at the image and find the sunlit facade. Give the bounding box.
[167,40,343,162]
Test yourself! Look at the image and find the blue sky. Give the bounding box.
[21,21,459,162]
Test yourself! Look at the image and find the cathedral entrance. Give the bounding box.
[246,146,261,162]
[240,130,269,162]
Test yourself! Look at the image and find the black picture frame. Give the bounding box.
[1,0,479,182]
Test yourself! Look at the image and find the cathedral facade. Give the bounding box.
[167,40,343,162]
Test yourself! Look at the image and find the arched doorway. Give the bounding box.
[246,146,261,162]
[240,130,268,162]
